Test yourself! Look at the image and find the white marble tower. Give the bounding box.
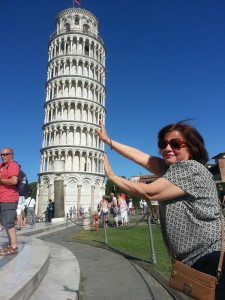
[36,7,106,216]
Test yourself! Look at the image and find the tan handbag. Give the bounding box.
[169,215,224,300]
[169,259,217,300]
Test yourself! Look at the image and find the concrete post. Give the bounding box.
[54,174,65,217]
[77,184,82,211]
[91,185,95,213]
[147,212,157,265]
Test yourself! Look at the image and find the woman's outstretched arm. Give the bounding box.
[96,120,163,177]
[103,154,186,201]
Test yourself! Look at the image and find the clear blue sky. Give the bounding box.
[0,0,224,182]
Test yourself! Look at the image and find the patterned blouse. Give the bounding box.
[158,159,222,266]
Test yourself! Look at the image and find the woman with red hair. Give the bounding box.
[118,193,128,226]
[96,119,225,299]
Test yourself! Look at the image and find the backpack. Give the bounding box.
[18,169,29,197]
[4,161,29,196]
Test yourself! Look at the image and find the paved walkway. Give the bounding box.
[43,225,174,300]
[0,221,180,300]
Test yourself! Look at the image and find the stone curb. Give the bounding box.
[0,223,81,300]
[30,240,80,300]
[22,223,81,299]
[0,237,50,300]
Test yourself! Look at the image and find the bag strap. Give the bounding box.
[4,160,19,170]
[217,214,225,281]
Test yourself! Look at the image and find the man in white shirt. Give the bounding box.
[25,194,36,227]
[139,199,144,214]
[143,200,148,214]
[128,199,134,215]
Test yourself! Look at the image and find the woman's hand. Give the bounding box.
[95,119,110,143]
[104,154,115,180]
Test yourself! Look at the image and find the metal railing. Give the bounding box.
[65,209,159,266]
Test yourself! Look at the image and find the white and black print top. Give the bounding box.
[159,159,222,266]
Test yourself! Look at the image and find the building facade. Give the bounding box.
[131,175,158,184]
[207,152,225,182]
[36,7,106,216]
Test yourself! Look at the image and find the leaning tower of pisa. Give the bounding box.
[36,7,106,217]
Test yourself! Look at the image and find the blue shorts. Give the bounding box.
[0,202,18,229]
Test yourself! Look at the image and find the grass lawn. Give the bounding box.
[70,218,172,277]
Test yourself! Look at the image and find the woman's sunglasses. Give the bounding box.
[158,138,188,150]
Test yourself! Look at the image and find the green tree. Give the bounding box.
[105,176,127,196]
[28,182,38,199]
[105,179,114,196]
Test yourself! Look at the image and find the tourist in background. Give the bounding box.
[20,199,27,227]
[218,185,225,209]
[99,195,110,227]
[72,206,77,220]
[118,193,128,226]
[79,204,85,219]
[16,196,27,230]
[128,198,134,215]
[110,192,119,227]
[88,206,92,215]
[69,206,73,220]
[25,193,36,227]
[47,199,54,222]
[139,199,144,214]
[142,200,148,215]
[16,167,28,230]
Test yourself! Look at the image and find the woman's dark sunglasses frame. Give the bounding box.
[158,138,188,150]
